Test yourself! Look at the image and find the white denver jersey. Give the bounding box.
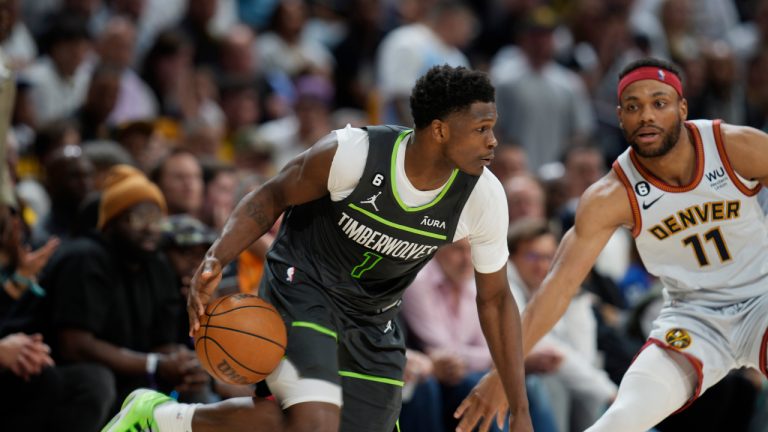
[614,119,768,301]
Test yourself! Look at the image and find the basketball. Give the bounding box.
[194,293,287,385]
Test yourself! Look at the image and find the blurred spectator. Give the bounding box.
[81,139,135,189]
[176,0,219,66]
[55,0,104,32]
[182,119,225,160]
[159,213,245,400]
[43,166,207,411]
[113,119,168,173]
[140,29,224,128]
[0,204,114,432]
[558,144,605,232]
[699,41,745,124]
[12,80,37,151]
[0,0,37,69]
[503,174,547,224]
[728,0,768,61]
[237,0,280,30]
[258,74,334,170]
[21,11,92,124]
[556,144,632,283]
[402,240,497,430]
[659,0,698,65]
[231,128,276,178]
[332,0,385,111]
[376,0,476,124]
[95,16,158,125]
[489,143,529,185]
[507,218,617,432]
[159,214,220,341]
[31,145,94,245]
[150,149,204,217]
[218,75,262,161]
[257,0,334,78]
[200,161,237,232]
[399,348,444,432]
[492,6,595,171]
[30,119,82,174]
[76,63,121,141]
[217,24,258,77]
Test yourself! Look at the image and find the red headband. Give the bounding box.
[617,66,682,101]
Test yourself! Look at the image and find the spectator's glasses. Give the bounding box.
[125,208,163,231]
[523,252,554,263]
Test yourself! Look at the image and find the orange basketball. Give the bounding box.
[194,293,287,385]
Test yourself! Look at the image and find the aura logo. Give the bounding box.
[421,215,446,229]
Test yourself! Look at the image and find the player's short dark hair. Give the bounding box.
[410,65,495,129]
[618,58,683,82]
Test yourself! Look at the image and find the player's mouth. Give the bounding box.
[633,127,663,144]
[480,153,494,165]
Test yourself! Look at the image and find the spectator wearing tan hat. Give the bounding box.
[42,165,209,414]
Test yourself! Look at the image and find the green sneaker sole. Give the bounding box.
[101,388,172,432]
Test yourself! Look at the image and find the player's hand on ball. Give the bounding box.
[454,369,509,432]
[188,256,223,336]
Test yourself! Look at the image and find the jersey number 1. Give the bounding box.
[682,227,731,267]
[351,252,383,278]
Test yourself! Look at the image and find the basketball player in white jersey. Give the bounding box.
[455,57,768,432]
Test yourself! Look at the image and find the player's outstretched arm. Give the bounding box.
[521,173,630,353]
[188,133,339,333]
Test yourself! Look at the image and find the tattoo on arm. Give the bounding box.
[245,199,272,231]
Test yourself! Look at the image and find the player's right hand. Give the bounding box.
[188,256,223,336]
[454,369,508,432]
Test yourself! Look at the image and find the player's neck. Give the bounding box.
[404,132,455,191]
[636,126,697,187]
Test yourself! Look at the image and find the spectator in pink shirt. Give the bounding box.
[401,239,496,430]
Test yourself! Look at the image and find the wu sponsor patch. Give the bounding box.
[665,328,692,349]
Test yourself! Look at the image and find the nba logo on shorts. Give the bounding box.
[286,267,295,282]
[658,69,666,80]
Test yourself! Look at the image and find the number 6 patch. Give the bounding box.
[372,173,385,187]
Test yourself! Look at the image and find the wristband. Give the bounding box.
[146,353,159,388]
[10,273,46,297]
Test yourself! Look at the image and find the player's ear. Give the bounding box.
[616,105,622,125]
[430,119,448,142]
[679,96,688,120]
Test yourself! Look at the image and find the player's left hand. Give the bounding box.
[454,369,509,432]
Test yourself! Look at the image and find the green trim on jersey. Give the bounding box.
[348,203,447,240]
[339,370,404,387]
[390,130,460,212]
[292,321,338,341]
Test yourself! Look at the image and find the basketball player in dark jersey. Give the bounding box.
[103,65,532,432]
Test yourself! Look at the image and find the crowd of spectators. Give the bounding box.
[2,0,768,430]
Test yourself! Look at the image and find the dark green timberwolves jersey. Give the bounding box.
[266,125,480,315]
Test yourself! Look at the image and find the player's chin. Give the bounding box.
[461,161,487,176]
